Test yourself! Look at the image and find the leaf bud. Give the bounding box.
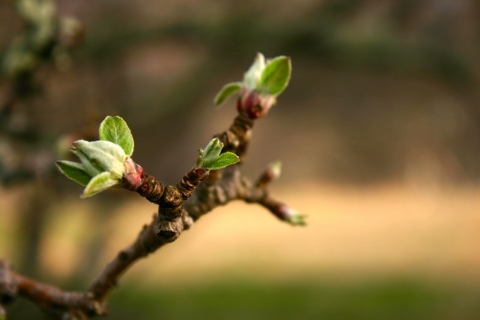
[72,140,127,179]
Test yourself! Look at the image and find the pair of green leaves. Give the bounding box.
[56,116,134,198]
[214,53,292,106]
[196,138,239,170]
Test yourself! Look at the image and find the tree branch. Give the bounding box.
[0,47,301,317]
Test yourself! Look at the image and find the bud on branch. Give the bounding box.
[56,116,136,198]
[213,53,292,119]
[4,52,305,319]
[196,138,240,170]
[57,116,240,199]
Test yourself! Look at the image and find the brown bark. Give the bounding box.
[0,106,300,318]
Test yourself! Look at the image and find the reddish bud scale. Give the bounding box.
[123,159,144,190]
[194,168,208,181]
[265,170,276,181]
[274,203,292,221]
[246,105,262,119]
[236,97,243,113]
[237,90,276,119]
[135,164,145,179]
[238,92,263,119]
[124,173,142,190]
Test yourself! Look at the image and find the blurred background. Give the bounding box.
[1,0,480,319]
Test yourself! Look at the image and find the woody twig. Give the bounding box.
[0,53,305,319]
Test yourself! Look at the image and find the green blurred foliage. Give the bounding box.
[6,277,480,319]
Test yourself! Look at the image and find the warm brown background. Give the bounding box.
[1,1,480,319]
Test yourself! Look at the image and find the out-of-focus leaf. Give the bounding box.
[244,53,266,90]
[259,56,291,96]
[214,82,241,106]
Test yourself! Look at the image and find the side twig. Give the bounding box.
[0,54,303,318]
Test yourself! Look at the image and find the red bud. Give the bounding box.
[135,164,145,179]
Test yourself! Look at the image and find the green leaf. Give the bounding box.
[214,82,241,106]
[287,213,307,226]
[201,138,223,168]
[259,56,291,96]
[81,172,119,198]
[73,140,127,179]
[56,161,92,186]
[99,116,134,156]
[244,53,266,90]
[205,152,240,170]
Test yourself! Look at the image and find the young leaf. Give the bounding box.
[201,138,223,168]
[259,56,291,96]
[244,53,266,90]
[73,140,126,178]
[277,204,306,226]
[99,116,134,156]
[204,152,240,170]
[81,172,119,198]
[287,213,307,226]
[214,82,241,106]
[56,161,92,186]
[202,138,221,158]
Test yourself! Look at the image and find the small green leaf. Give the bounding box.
[201,138,223,168]
[195,152,203,168]
[259,56,291,96]
[214,82,241,106]
[56,161,92,186]
[81,172,119,198]
[205,152,240,170]
[287,214,307,226]
[73,140,126,178]
[99,116,134,156]
[244,53,266,90]
[202,138,221,157]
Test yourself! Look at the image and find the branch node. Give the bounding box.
[181,211,194,230]
[118,251,129,261]
[136,174,164,203]
[160,186,182,207]
[160,206,183,221]
[154,218,184,243]
[214,186,228,204]
[159,186,183,220]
